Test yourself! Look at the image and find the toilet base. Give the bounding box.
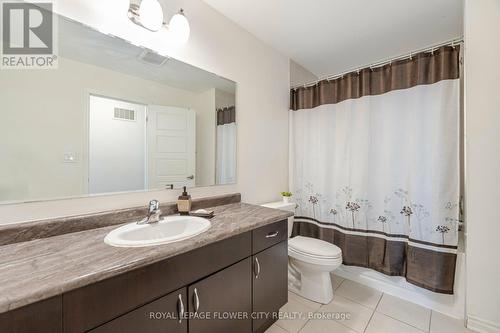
[288,261,336,304]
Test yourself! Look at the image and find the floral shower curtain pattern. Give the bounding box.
[289,46,460,294]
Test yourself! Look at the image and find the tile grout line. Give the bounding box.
[333,278,383,310]
[331,279,372,333]
[298,293,328,333]
[374,293,431,332]
[279,292,323,333]
[363,292,384,333]
[374,310,429,332]
[334,276,346,291]
[428,311,433,332]
[329,280,382,333]
[283,278,438,333]
[297,276,346,333]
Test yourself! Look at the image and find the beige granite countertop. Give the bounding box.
[0,202,292,313]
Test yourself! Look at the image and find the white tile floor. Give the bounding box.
[267,275,473,333]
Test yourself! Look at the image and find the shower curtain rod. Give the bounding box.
[291,37,463,90]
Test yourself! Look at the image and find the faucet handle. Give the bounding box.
[149,200,159,213]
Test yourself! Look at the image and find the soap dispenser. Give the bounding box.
[177,186,192,215]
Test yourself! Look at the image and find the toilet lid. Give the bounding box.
[289,236,342,258]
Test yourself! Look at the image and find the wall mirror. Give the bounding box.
[0,14,237,204]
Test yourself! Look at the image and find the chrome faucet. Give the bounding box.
[137,199,162,224]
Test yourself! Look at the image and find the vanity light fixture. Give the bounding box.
[168,9,190,44]
[128,0,190,43]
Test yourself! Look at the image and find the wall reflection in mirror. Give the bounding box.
[0,15,237,203]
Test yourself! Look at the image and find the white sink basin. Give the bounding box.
[104,215,211,247]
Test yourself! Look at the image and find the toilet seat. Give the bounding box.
[289,236,341,259]
[288,236,342,266]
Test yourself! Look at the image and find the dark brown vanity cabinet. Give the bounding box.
[252,241,288,332]
[89,288,187,333]
[1,220,288,333]
[0,296,63,333]
[188,258,252,333]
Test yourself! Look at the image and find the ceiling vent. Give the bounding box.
[138,49,169,66]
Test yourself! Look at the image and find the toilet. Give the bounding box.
[261,201,342,304]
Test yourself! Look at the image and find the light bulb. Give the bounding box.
[138,0,164,31]
[169,9,190,44]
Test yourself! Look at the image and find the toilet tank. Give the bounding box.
[261,201,296,238]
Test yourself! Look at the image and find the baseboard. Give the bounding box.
[467,315,500,333]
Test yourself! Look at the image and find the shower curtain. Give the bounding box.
[216,106,236,184]
[289,46,460,294]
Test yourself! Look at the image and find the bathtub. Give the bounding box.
[334,231,466,320]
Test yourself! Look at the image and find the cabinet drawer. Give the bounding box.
[252,220,287,254]
[89,288,187,333]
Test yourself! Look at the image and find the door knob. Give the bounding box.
[187,175,194,180]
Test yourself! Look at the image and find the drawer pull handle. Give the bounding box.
[265,231,279,238]
[254,257,261,279]
[177,294,184,324]
[193,288,200,313]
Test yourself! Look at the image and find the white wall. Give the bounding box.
[0,0,289,223]
[215,89,236,109]
[290,59,318,87]
[464,0,500,331]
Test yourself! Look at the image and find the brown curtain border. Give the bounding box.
[290,45,460,111]
[292,220,457,294]
[295,216,458,250]
[217,106,236,125]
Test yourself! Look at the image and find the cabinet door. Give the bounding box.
[253,241,288,332]
[188,258,252,333]
[89,288,187,333]
[0,296,62,333]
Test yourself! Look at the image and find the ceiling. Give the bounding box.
[203,0,463,78]
[58,16,235,94]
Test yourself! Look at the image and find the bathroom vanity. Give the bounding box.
[0,195,292,333]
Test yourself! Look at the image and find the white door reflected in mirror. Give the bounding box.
[147,105,196,190]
